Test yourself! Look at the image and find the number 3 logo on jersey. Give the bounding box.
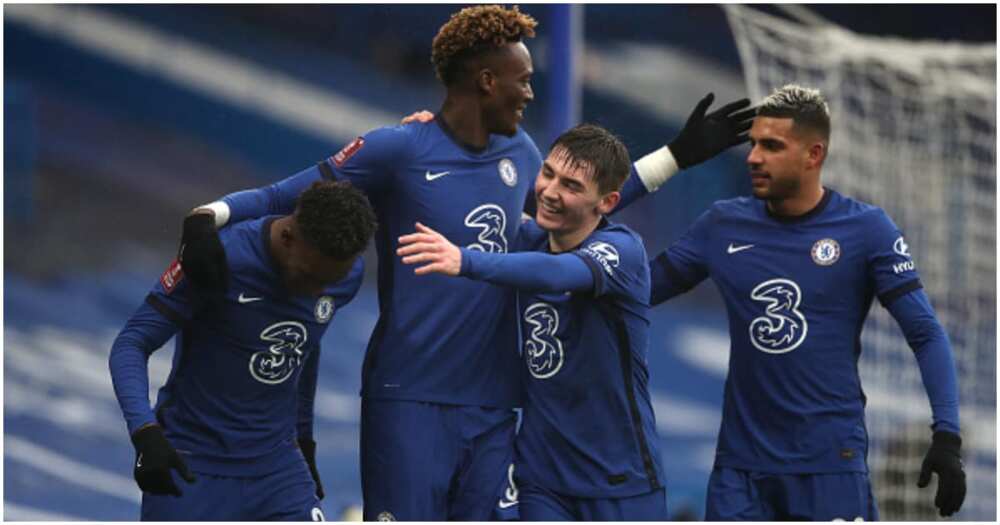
[250,321,308,384]
[749,278,808,354]
[465,204,508,253]
[524,303,563,379]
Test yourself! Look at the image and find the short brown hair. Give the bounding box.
[550,124,632,195]
[431,5,537,86]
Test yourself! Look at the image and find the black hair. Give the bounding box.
[295,180,377,259]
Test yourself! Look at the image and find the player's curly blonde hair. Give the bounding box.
[431,5,537,86]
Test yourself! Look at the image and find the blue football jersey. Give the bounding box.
[321,121,542,407]
[513,219,665,498]
[147,217,363,476]
[652,189,922,473]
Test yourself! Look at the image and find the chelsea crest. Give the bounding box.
[811,238,840,266]
[498,158,518,187]
[315,296,335,323]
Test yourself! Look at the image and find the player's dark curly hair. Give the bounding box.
[295,181,377,259]
[431,5,537,86]
[550,124,632,195]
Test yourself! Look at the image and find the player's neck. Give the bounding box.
[440,97,490,149]
[547,218,601,254]
[268,216,291,270]
[767,183,825,217]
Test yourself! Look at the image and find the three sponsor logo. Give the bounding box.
[250,321,308,385]
[749,278,808,354]
[524,303,563,379]
[465,204,509,254]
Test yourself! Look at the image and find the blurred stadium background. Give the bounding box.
[4,4,995,521]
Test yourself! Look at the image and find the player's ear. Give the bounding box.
[280,224,296,248]
[597,191,620,215]
[807,141,826,169]
[476,68,496,95]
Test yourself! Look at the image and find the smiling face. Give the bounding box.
[481,41,534,136]
[534,147,617,241]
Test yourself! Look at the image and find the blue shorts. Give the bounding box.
[360,399,516,521]
[504,466,667,521]
[706,466,879,521]
[140,459,323,521]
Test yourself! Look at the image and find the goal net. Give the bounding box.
[725,5,996,520]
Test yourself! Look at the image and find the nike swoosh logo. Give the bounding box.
[425,170,451,181]
[136,453,143,468]
[238,293,263,304]
[497,499,518,509]
[727,243,755,254]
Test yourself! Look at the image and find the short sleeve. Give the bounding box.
[867,209,923,306]
[319,125,412,197]
[574,228,649,303]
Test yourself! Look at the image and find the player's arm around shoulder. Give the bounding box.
[322,124,418,191]
[648,204,720,305]
[397,220,598,293]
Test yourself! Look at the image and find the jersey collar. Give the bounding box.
[764,187,835,224]
[546,217,612,254]
[435,112,491,154]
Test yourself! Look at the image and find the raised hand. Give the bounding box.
[668,93,755,169]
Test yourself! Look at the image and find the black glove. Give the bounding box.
[918,430,966,517]
[131,424,196,496]
[179,213,228,294]
[667,93,755,169]
[299,437,325,500]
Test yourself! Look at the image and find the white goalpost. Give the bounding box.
[725,5,996,520]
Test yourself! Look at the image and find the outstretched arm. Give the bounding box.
[647,208,714,306]
[885,288,965,517]
[180,126,407,293]
[399,95,755,214]
[397,222,594,293]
